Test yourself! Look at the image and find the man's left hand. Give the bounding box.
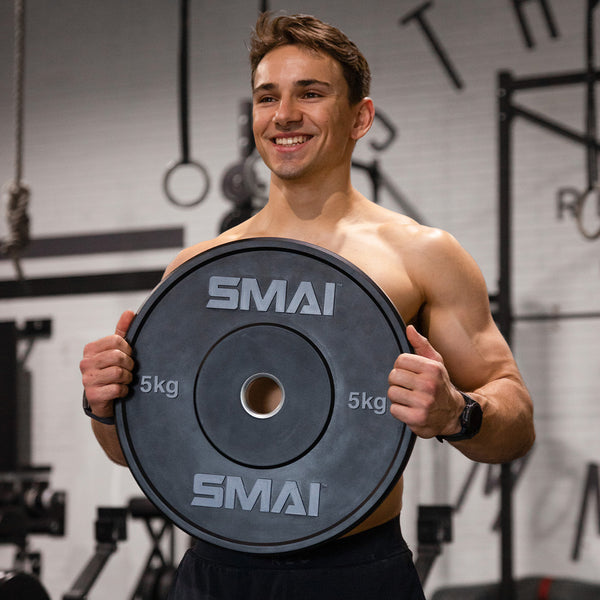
[387,325,464,439]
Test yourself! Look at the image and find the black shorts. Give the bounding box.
[167,519,426,600]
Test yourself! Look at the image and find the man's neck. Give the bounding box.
[265,169,361,225]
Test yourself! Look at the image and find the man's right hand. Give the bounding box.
[80,310,136,423]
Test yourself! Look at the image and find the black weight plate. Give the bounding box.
[115,238,415,554]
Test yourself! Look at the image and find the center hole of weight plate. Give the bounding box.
[241,373,285,419]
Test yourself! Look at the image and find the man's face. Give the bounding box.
[252,45,362,184]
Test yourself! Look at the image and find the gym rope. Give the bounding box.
[2,0,30,280]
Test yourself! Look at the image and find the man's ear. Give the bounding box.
[350,97,375,141]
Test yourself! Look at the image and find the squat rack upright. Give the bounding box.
[496,52,600,600]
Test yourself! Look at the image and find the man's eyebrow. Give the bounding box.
[295,79,333,89]
[252,79,333,95]
[253,82,276,95]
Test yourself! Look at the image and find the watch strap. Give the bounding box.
[82,392,116,425]
[436,392,482,442]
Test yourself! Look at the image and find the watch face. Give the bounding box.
[465,400,483,435]
[436,396,483,442]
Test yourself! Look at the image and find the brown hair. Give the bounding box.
[249,13,371,105]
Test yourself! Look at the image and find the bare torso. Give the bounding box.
[167,196,430,535]
[88,39,533,543]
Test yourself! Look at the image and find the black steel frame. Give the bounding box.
[496,64,600,599]
[0,227,184,298]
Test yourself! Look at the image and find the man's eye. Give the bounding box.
[257,96,276,103]
[303,92,321,99]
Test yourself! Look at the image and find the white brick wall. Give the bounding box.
[0,1,598,598]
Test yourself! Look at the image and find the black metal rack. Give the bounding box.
[496,59,600,599]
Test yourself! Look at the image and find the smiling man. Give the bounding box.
[80,13,534,600]
[252,47,367,185]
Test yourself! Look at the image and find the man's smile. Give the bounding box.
[272,135,313,147]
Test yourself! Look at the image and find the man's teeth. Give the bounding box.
[275,136,309,146]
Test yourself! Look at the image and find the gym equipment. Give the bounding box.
[432,576,600,600]
[116,238,415,554]
[128,498,176,600]
[496,5,600,590]
[219,101,262,233]
[0,570,50,600]
[2,0,30,281]
[63,508,128,600]
[63,498,176,600]
[0,469,62,600]
[415,505,453,585]
[163,0,210,207]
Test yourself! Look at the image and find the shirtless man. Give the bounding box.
[80,13,535,599]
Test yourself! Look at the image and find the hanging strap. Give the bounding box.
[178,0,190,164]
[163,0,210,208]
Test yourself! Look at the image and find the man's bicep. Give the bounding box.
[436,309,516,392]
[420,243,516,392]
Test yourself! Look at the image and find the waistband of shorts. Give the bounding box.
[190,518,408,569]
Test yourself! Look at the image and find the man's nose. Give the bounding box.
[274,96,302,127]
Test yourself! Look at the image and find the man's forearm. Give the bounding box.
[451,377,534,464]
[91,421,128,466]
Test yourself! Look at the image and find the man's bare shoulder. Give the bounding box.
[372,207,460,260]
[162,225,251,278]
[371,209,483,296]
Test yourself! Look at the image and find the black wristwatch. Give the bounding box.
[82,392,116,425]
[436,392,482,442]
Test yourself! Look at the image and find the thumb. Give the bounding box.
[406,325,442,362]
[115,310,136,338]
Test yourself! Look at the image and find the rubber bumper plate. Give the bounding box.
[115,238,415,554]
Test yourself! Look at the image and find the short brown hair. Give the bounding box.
[249,13,371,105]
